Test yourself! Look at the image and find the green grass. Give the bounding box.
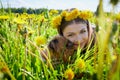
[0,10,120,80]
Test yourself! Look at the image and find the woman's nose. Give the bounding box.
[74,35,82,43]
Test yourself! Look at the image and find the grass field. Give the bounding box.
[0,7,120,80]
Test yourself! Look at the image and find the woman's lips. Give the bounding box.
[73,44,79,48]
[74,44,78,46]
[73,43,84,48]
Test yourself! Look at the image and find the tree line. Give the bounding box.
[0,7,62,14]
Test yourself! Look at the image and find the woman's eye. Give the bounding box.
[68,34,74,37]
[80,29,86,34]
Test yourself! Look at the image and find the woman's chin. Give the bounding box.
[73,44,78,49]
[74,45,81,50]
[74,45,84,50]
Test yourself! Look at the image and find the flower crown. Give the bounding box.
[51,8,93,28]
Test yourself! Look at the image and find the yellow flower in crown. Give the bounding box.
[79,10,93,20]
[52,15,62,28]
[49,9,59,15]
[51,8,93,29]
[64,68,74,80]
[61,10,67,17]
[65,8,79,21]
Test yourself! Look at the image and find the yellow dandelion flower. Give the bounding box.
[0,15,9,20]
[35,36,47,46]
[51,9,93,29]
[13,18,27,24]
[52,15,62,28]
[71,8,80,16]
[49,9,59,14]
[49,12,53,16]
[79,10,93,20]
[65,13,72,21]
[65,8,79,21]
[64,68,74,80]
[75,58,85,71]
[61,10,67,17]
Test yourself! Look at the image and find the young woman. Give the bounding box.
[54,8,96,53]
[41,8,96,64]
[40,8,97,79]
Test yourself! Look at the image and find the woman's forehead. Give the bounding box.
[65,23,87,30]
[63,23,87,34]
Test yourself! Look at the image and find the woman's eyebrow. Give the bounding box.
[66,32,74,35]
[80,27,87,30]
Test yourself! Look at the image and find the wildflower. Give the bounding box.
[79,10,93,20]
[64,68,74,80]
[52,15,62,28]
[75,58,85,71]
[13,18,27,24]
[51,9,92,29]
[61,10,67,17]
[0,15,9,20]
[49,12,53,16]
[35,36,47,46]
[65,8,79,21]
[49,9,59,15]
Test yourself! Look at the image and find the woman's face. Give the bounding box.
[63,22,88,49]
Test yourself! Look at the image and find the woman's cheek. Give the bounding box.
[67,37,75,43]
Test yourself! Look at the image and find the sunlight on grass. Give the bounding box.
[0,1,120,80]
